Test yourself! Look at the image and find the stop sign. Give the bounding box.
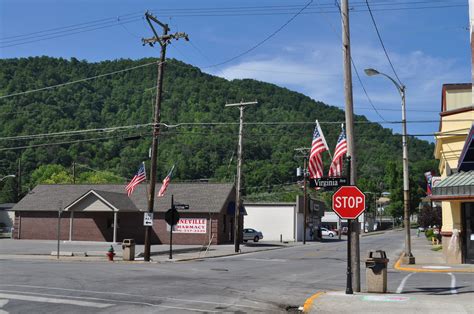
[332,186,366,219]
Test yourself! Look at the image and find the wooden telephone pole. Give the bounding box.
[225,100,258,253]
[142,11,188,262]
[341,0,360,291]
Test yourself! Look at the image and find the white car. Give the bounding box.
[243,228,263,242]
[320,227,336,237]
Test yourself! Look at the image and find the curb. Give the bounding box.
[302,291,325,313]
[394,254,474,273]
[0,244,295,263]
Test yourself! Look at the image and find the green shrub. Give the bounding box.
[425,229,434,239]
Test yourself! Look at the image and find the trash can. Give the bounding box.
[365,250,389,293]
[122,239,135,261]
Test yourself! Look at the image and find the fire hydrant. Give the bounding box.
[106,245,115,261]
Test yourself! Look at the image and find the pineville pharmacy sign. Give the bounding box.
[173,218,207,233]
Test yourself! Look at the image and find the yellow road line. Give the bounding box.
[394,254,474,273]
[303,291,325,313]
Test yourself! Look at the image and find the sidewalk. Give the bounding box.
[303,230,474,313]
[303,291,473,314]
[0,238,305,263]
[395,231,474,273]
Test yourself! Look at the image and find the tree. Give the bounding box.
[31,164,71,185]
[418,202,441,228]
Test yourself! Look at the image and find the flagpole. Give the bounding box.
[142,161,149,201]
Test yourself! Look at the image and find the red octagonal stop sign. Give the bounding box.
[332,186,366,219]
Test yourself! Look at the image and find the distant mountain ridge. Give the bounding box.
[0,57,436,201]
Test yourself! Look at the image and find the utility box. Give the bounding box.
[365,250,389,293]
[122,239,135,261]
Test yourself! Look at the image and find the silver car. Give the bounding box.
[243,228,263,242]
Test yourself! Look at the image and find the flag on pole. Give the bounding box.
[424,171,433,196]
[125,162,146,197]
[308,120,329,179]
[329,124,348,177]
[157,165,175,197]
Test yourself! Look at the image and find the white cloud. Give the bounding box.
[209,42,469,137]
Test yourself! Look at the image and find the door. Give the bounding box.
[462,202,474,264]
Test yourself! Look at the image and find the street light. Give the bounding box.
[0,175,15,182]
[364,68,415,264]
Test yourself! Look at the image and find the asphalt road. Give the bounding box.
[0,230,473,313]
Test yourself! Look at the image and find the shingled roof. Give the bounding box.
[13,183,235,213]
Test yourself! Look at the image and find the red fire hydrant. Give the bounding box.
[106,245,115,261]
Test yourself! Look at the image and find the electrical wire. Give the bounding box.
[0,61,162,100]
[0,17,143,48]
[0,123,153,141]
[365,0,402,85]
[200,0,314,69]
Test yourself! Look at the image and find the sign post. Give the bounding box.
[332,180,366,295]
[165,195,188,259]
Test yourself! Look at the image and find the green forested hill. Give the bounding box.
[0,57,437,211]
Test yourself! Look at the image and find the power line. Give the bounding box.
[365,0,402,85]
[0,16,143,48]
[201,0,314,68]
[0,61,162,100]
[0,123,152,141]
[0,11,143,41]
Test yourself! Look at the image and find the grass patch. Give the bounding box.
[431,245,442,252]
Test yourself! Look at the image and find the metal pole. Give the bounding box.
[401,87,415,264]
[72,162,76,184]
[345,156,353,294]
[225,101,258,253]
[57,202,62,260]
[303,157,307,244]
[144,23,168,262]
[341,0,360,291]
[169,195,174,260]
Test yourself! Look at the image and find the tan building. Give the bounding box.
[432,84,474,264]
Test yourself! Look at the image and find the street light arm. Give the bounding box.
[0,175,15,182]
[377,72,404,96]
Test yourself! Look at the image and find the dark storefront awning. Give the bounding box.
[431,171,474,200]
[458,124,474,172]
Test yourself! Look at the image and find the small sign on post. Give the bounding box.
[310,177,348,189]
[143,212,154,226]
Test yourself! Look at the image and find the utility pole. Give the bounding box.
[142,11,188,262]
[225,100,258,253]
[17,158,21,201]
[72,162,76,184]
[341,0,360,291]
[294,147,310,244]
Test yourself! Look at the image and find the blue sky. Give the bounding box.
[0,0,470,141]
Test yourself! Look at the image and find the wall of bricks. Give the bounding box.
[14,210,234,245]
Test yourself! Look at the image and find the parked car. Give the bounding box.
[321,227,336,237]
[243,228,263,242]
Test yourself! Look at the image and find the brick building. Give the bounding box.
[12,183,237,245]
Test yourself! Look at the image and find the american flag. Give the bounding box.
[308,120,329,179]
[125,163,146,197]
[424,171,433,196]
[329,125,348,177]
[157,165,175,197]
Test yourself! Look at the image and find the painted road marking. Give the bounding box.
[243,258,287,262]
[396,272,414,294]
[0,290,219,313]
[362,295,410,302]
[448,273,458,294]
[0,284,263,311]
[0,293,113,308]
[422,266,451,269]
[0,299,8,314]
